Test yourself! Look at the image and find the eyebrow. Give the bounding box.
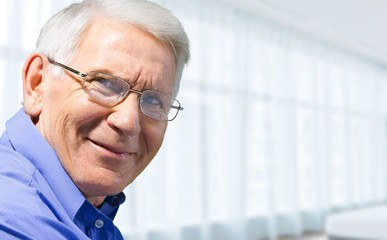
[87,65,173,95]
[91,69,171,94]
[88,69,140,87]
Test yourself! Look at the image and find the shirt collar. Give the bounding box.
[101,192,126,219]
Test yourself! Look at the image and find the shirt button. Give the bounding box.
[95,219,104,229]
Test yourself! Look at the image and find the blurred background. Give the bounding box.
[1,0,386,239]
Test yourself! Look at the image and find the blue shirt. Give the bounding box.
[0,108,126,239]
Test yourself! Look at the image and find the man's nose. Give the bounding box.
[106,94,141,136]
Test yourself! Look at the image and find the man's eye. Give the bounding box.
[142,94,163,107]
[93,78,122,92]
[93,78,123,93]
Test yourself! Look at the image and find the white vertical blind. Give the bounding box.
[0,0,386,239]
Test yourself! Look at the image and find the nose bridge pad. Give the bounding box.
[109,94,142,135]
[126,93,141,113]
[137,94,143,113]
[131,94,144,125]
[126,90,142,114]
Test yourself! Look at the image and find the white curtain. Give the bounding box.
[1,0,387,240]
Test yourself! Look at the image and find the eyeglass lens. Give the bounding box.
[82,72,180,121]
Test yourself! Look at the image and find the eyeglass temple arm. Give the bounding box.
[47,56,184,113]
[47,57,88,78]
[171,105,184,111]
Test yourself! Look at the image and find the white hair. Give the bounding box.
[35,0,190,96]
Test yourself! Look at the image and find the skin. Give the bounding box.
[22,19,177,207]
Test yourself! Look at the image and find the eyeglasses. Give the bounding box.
[47,57,183,121]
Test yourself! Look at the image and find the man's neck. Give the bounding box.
[87,196,106,208]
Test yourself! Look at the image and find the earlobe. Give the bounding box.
[22,54,45,118]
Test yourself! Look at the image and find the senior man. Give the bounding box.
[0,0,189,239]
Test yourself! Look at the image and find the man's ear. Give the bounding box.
[22,54,45,118]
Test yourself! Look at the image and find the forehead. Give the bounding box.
[73,19,177,93]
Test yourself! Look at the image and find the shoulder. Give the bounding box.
[0,144,36,186]
[0,211,88,239]
[0,146,46,219]
[0,175,87,239]
[0,146,85,239]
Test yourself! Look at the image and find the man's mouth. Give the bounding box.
[89,139,127,155]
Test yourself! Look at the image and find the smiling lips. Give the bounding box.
[89,138,133,156]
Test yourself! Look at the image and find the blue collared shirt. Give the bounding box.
[0,108,126,239]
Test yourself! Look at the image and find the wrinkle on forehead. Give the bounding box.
[73,19,176,95]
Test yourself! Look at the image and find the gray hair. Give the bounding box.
[35,0,190,96]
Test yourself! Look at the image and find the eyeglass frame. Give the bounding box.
[46,57,184,121]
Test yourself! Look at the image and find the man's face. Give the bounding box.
[34,20,176,200]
